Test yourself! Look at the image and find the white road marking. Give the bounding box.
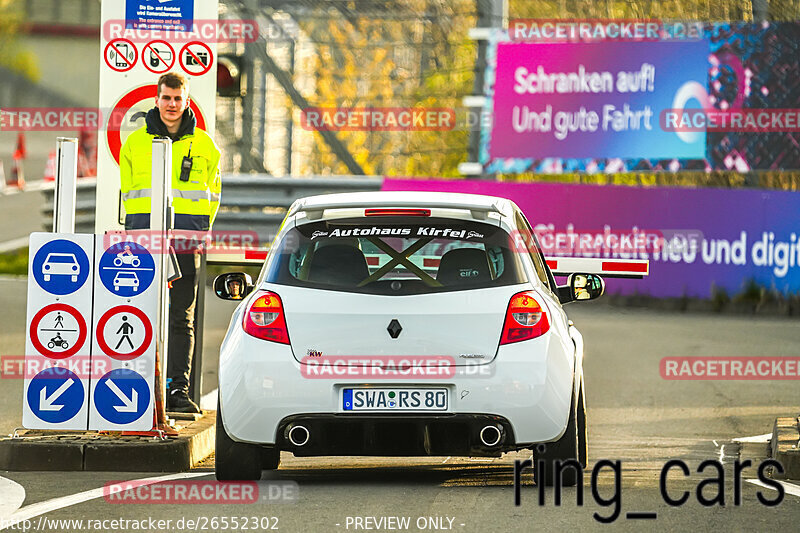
[200,388,218,410]
[733,433,772,443]
[0,472,209,530]
[0,476,26,519]
[747,479,800,499]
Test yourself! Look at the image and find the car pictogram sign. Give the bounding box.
[179,41,213,76]
[31,239,91,295]
[98,242,156,297]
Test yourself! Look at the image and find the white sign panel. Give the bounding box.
[96,0,218,233]
[88,235,160,430]
[23,233,95,430]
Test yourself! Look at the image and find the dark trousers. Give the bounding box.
[167,245,201,393]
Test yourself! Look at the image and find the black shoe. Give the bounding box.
[168,389,201,413]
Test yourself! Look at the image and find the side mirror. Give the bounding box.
[568,273,604,301]
[214,272,254,300]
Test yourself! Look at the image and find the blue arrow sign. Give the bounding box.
[27,368,84,423]
[94,369,150,424]
[31,239,90,295]
[98,242,155,297]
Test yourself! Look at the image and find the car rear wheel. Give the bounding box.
[533,383,585,487]
[215,397,268,481]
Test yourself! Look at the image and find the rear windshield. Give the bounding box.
[263,217,528,295]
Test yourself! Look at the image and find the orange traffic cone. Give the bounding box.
[9,158,25,190]
[9,133,26,190]
[43,151,56,182]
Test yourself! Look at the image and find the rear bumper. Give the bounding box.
[218,312,576,451]
[277,414,516,457]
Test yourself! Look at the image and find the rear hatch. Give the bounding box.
[274,283,526,364]
[261,215,531,365]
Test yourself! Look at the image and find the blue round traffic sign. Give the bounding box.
[98,242,155,297]
[31,240,90,295]
[27,368,84,423]
[94,369,150,425]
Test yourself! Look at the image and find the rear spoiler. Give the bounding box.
[545,257,649,279]
[291,199,503,221]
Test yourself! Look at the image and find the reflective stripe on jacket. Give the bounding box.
[119,126,221,230]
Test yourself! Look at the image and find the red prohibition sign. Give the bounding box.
[96,305,153,360]
[142,40,175,74]
[106,85,207,164]
[29,303,88,359]
[104,38,138,73]
[179,41,213,76]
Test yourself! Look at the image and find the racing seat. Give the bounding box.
[437,248,492,286]
[307,244,370,286]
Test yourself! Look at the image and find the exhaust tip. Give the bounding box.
[479,425,502,447]
[288,425,310,447]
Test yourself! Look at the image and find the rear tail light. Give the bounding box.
[243,290,290,344]
[500,291,550,345]
[365,208,431,217]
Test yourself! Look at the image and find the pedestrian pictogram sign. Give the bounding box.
[142,40,175,74]
[26,368,85,425]
[179,41,213,76]
[95,305,153,360]
[104,38,138,73]
[98,242,156,297]
[93,369,152,427]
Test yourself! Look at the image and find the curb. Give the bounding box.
[0,412,215,472]
[771,417,800,479]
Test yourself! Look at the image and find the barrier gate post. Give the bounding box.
[53,138,78,233]
[150,138,174,433]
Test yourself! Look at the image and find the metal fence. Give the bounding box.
[41,175,384,245]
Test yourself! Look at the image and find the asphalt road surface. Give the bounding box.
[1,276,799,532]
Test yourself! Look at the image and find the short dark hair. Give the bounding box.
[157,72,189,96]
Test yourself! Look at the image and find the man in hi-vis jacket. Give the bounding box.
[120,72,221,413]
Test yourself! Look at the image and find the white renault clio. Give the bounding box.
[214,192,620,485]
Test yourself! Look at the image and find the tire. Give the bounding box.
[215,397,265,481]
[533,384,584,487]
[61,341,69,349]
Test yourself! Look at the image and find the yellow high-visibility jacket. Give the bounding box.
[119,114,221,231]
